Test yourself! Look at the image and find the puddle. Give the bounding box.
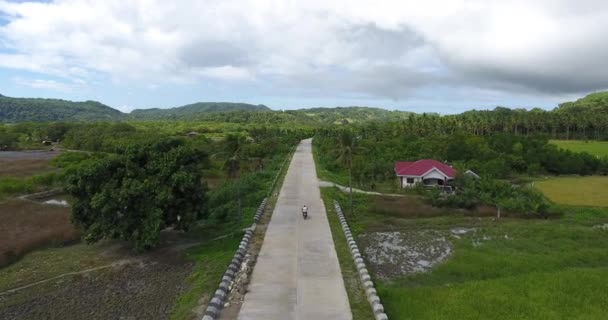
[359,231,452,280]
[44,199,69,206]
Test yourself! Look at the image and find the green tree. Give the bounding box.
[213,134,248,223]
[64,138,208,250]
[332,130,366,217]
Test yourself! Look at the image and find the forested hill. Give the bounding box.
[128,102,271,120]
[0,95,122,122]
[557,91,608,113]
[0,95,271,122]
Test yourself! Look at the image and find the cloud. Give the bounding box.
[1,0,608,105]
[13,77,77,92]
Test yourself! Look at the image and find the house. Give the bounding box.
[395,159,456,188]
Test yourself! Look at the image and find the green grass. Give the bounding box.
[323,185,608,319]
[380,268,608,320]
[550,140,608,157]
[170,235,241,320]
[321,188,375,320]
[535,176,608,207]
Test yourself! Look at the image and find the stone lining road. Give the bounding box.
[238,139,351,320]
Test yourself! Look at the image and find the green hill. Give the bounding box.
[556,91,608,113]
[0,95,122,122]
[129,102,271,120]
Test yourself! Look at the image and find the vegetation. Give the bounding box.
[426,176,562,218]
[63,138,208,250]
[129,102,270,120]
[551,139,608,157]
[323,188,608,320]
[170,235,242,320]
[535,176,608,207]
[0,95,121,122]
[315,129,608,189]
[3,91,608,140]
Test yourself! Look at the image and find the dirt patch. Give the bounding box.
[0,199,77,267]
[359,231,452,280]
[0,151,60,177]
[0,239,194,320]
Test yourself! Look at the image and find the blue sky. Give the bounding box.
[1,0,607,113]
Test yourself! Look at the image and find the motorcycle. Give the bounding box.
[302,209,308,220]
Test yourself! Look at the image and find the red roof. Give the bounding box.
[394,159,455,178]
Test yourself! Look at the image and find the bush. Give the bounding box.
[50,152,93,168]
[427,177,562,218]
[0,177,34,196]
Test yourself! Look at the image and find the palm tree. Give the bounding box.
[213,134,247,223]
[332,130,366,217]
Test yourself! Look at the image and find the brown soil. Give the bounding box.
[0,199,77,267]
[0,236,195,320]
[0,151,60,177]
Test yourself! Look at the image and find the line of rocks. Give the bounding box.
[333,200,388,320]
[201,198,268,320]
[253,198,268,223]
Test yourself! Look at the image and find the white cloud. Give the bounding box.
[1,0,608,104]
[13,78,76,92]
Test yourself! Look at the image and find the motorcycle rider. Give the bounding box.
[302,205,308,219]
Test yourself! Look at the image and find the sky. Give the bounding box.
[1,0,608,114]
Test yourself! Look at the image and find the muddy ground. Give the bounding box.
[0,150,60,177]
[0,237,196,320]
[359,230,454,280]
[0,199,76,267]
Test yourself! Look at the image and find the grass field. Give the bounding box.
[550,140,608,157]
[322,187,608,320]
[535,176,608,207]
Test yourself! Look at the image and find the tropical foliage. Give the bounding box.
[63,138,208,250]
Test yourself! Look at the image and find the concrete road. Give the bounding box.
[238,139,352,320]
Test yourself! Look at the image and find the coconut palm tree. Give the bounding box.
[332,130,366,217]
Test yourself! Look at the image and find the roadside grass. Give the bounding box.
[321,187,375,320]
[535,176,608,207]
[324,186,608,319]
[550,139,608,157]
[170,235,241,320]
[380,267,608,320]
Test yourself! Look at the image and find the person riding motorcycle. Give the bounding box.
[302,205,308,219]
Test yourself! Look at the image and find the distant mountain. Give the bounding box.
[0,96,271,122]
[129,102,271,120]
[0,95,122,122]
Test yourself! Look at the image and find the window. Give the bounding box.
[406,177,414,184]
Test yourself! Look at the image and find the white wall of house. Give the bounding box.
[398,168,452,188]
[399,176,422,188]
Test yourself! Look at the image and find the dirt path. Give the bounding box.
[237,139,351,320]
[318,180,404,197]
